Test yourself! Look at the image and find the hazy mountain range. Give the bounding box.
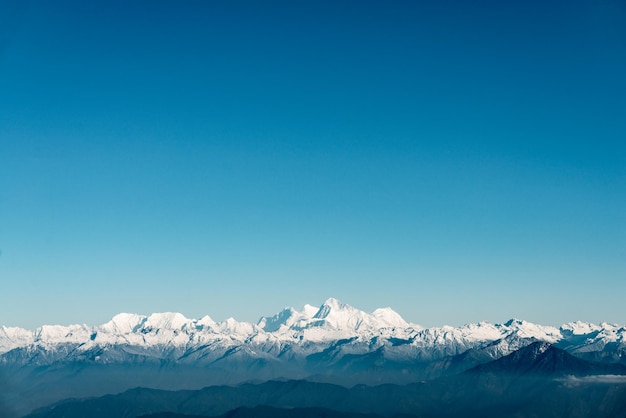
[21,343,626,418]
[2,298,625,417]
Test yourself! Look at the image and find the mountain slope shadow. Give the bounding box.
[415,342,626,417]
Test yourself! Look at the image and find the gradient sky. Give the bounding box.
[1,0,625,329]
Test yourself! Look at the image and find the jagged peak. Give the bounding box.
[257,307,297,332]
[197,315,216,327]
[503,318,526,327]
[258,303,324,332]
[314,297,360,319]
[303,298,413,333]
[502,318,555,331]
[101,313,147,334]
[500,318,561,343]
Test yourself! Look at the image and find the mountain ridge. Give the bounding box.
[468,341,626,377]
[1,297,622,354]
[1,298,625,372]
[24,345,626,418]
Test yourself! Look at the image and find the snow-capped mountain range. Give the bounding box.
[1,297,624,367]
[2,298,625,417]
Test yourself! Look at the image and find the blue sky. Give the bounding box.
[1,0,625,329]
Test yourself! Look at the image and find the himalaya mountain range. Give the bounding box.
[2,298,626,417]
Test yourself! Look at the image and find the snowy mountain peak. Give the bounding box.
[144,312,190,330]
[298,298,414,334]
[504,318,526,327]
[372,307,409,328]
[560,321,601,335]
[323,297,342,306]
[314,297,354,319]
[501,318,561,342]
[218,317,256,336]
[197,315,217,329]
[0,326,33,353]
[258,303,326,332]
[102,313,147,334]
[257,307,298,332]
[599,322,620,331]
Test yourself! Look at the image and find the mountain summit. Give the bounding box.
[256,298,413,338]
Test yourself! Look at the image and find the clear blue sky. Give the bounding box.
[1,0,624,329]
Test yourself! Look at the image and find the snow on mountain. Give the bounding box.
[501,318,562,343]
[0,326,33,353]
[33,324,92,345]
[257,305,317,333]
[559,320,626,360]
[312,297,389,330]
[308,298,385,332]
[561,320,604,336]
[0,298,624,367]
[100,313,147,334]
[218,317,257,336]
[256,298,414,342]
[197,315,218,330]
[143,312,191,330]
[89,312,256,349]
[372,307,412,329]
[3,299,623,418]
